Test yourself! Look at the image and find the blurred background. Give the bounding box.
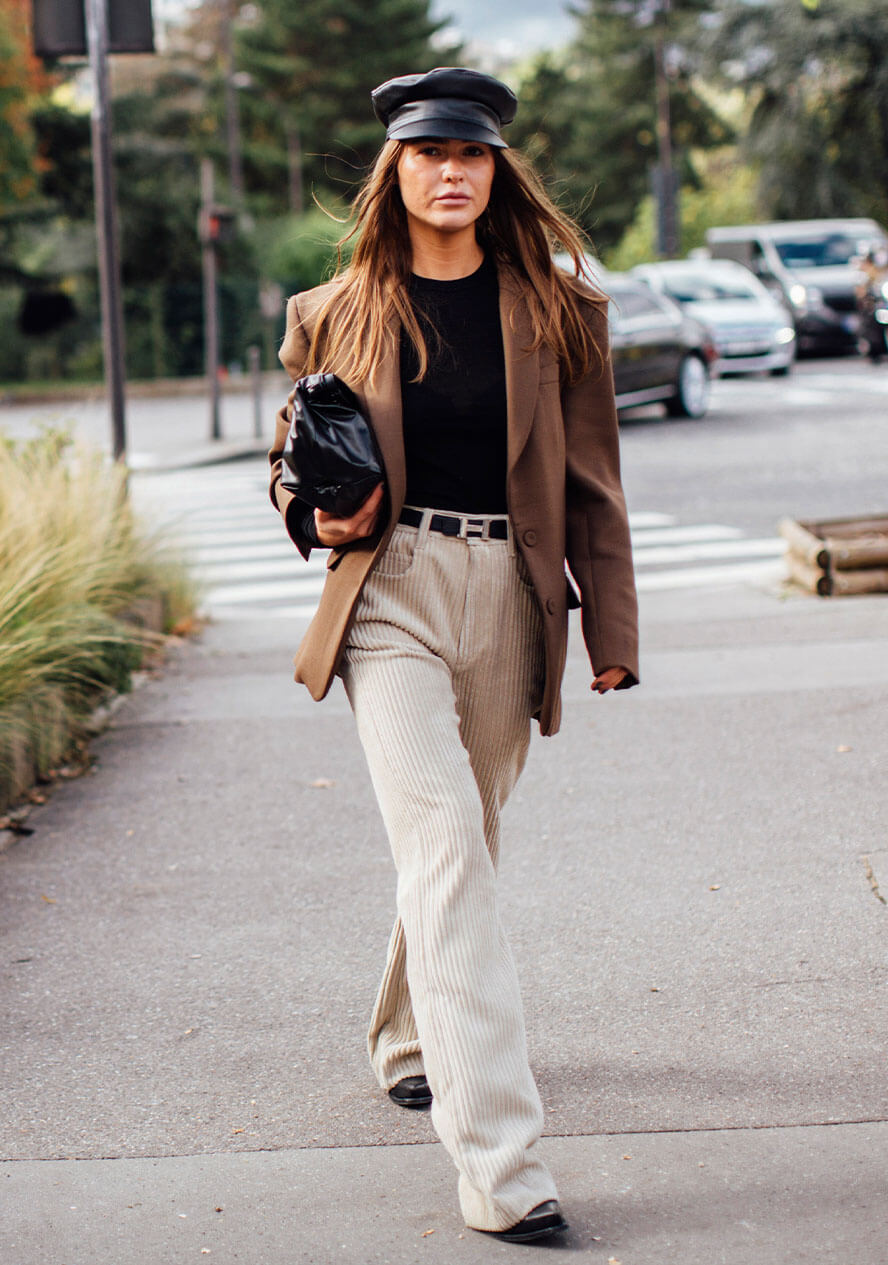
[2,0,886,388]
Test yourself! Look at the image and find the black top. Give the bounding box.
[400,254,508,513]
[296,254,508,544]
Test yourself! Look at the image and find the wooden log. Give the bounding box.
[823,536,888,570]
[829,567,888,595]
[779,518,827,568]
[784,551,830,596]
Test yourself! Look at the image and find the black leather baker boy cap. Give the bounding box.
[371,67,517,149]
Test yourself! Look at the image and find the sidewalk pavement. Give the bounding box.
[0,379,285,471]
[2,543,887,1258]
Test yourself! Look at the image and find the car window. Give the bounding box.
[773,234,884,269]
[609,287,671,320]
[656,273,760,303]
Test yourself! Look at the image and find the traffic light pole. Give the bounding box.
[84,0,128,461]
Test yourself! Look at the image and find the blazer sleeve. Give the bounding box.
[268,293,316,560]
[563,300,639,688]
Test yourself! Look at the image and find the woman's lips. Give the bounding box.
[436,194,470,202]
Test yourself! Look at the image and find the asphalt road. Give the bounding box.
[618,356,888,535]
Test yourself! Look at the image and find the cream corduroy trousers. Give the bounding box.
[340,510,558,1231]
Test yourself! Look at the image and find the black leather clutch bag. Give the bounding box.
[280,373,385,518]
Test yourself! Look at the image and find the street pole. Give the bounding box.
[654,2,679,259]
[84,0,127,462]
[200,157,222,441]
[221,0,244,204]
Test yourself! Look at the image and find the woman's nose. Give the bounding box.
[442,159,464,182]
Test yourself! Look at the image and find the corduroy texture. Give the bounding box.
[341,512,557,1231]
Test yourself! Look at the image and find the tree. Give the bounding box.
[703,0,888,224]
[0,0,56,210]
[512,1,732,255]
[231,0,459,213]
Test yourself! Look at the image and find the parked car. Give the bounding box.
[705,219,888,354]
[631,258,796,376]
[554,257,716,416]
[604,273,717,417]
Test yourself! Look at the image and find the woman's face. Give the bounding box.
[396,138,495,236]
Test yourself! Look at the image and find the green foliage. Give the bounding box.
[0,0,53,208]
[512,1,732,253]
[0,429,198,810]
[606,146,760,268]
[233,0,460,211]
[703,0,888,225]
[249,209,354,294]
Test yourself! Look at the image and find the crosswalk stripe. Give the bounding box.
[631,538,785,565]
[636,560,785,591]
[134,460,786,615]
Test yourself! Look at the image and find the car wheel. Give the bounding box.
[770,364,791,377]
[665,354,709,418]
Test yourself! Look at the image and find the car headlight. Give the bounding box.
[788,283,823,309]
[775,326,796,345]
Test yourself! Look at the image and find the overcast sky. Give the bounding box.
[431,0,576,60]
[153,1,578,63]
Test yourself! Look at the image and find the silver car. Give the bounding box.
[632,259,797,376]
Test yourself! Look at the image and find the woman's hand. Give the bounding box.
[591,666,629,694]
[314,483,384,548]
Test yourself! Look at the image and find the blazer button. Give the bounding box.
[522,529,538,547]
[545,597,557,615]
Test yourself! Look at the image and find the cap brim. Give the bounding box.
[387,116,508,147]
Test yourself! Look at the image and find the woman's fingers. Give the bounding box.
[314,483,384,546]
[591,666,628,694]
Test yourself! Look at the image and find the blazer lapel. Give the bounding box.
[356,314,406,514]
[498,263,540,475]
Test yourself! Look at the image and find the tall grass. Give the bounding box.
[0,430,198,813]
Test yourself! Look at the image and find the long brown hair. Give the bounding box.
[304,139,605,386]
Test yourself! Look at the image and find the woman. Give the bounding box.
[268,67,639,1243]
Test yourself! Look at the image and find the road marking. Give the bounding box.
[636,559,785,591]
[133,461,787,616]
[632,538,785,565]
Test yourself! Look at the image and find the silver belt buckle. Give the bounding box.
[463,516,488,542]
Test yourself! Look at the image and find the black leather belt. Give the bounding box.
[398,506,510,541]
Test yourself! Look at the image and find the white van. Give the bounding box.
[705,219,888,353]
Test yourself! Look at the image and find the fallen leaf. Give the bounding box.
[622,1153,631,1160]
[421,1228,436,1237]
[650,986,659,992]
[709,884,721,891]
[9,823,34,836]
[836,745,852,753]
[310,777,336,789]
[231,1128,245,1134]
[608,1257,622,1264]
[41,894,56,904]
[215,1207,223,1213]
[170,617,197,637]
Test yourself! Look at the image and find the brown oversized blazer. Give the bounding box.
[268,260,639,737]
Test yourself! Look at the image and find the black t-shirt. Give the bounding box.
[296,256,509,544]
[400,255,508,514]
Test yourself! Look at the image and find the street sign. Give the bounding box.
[32,0,154,57]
